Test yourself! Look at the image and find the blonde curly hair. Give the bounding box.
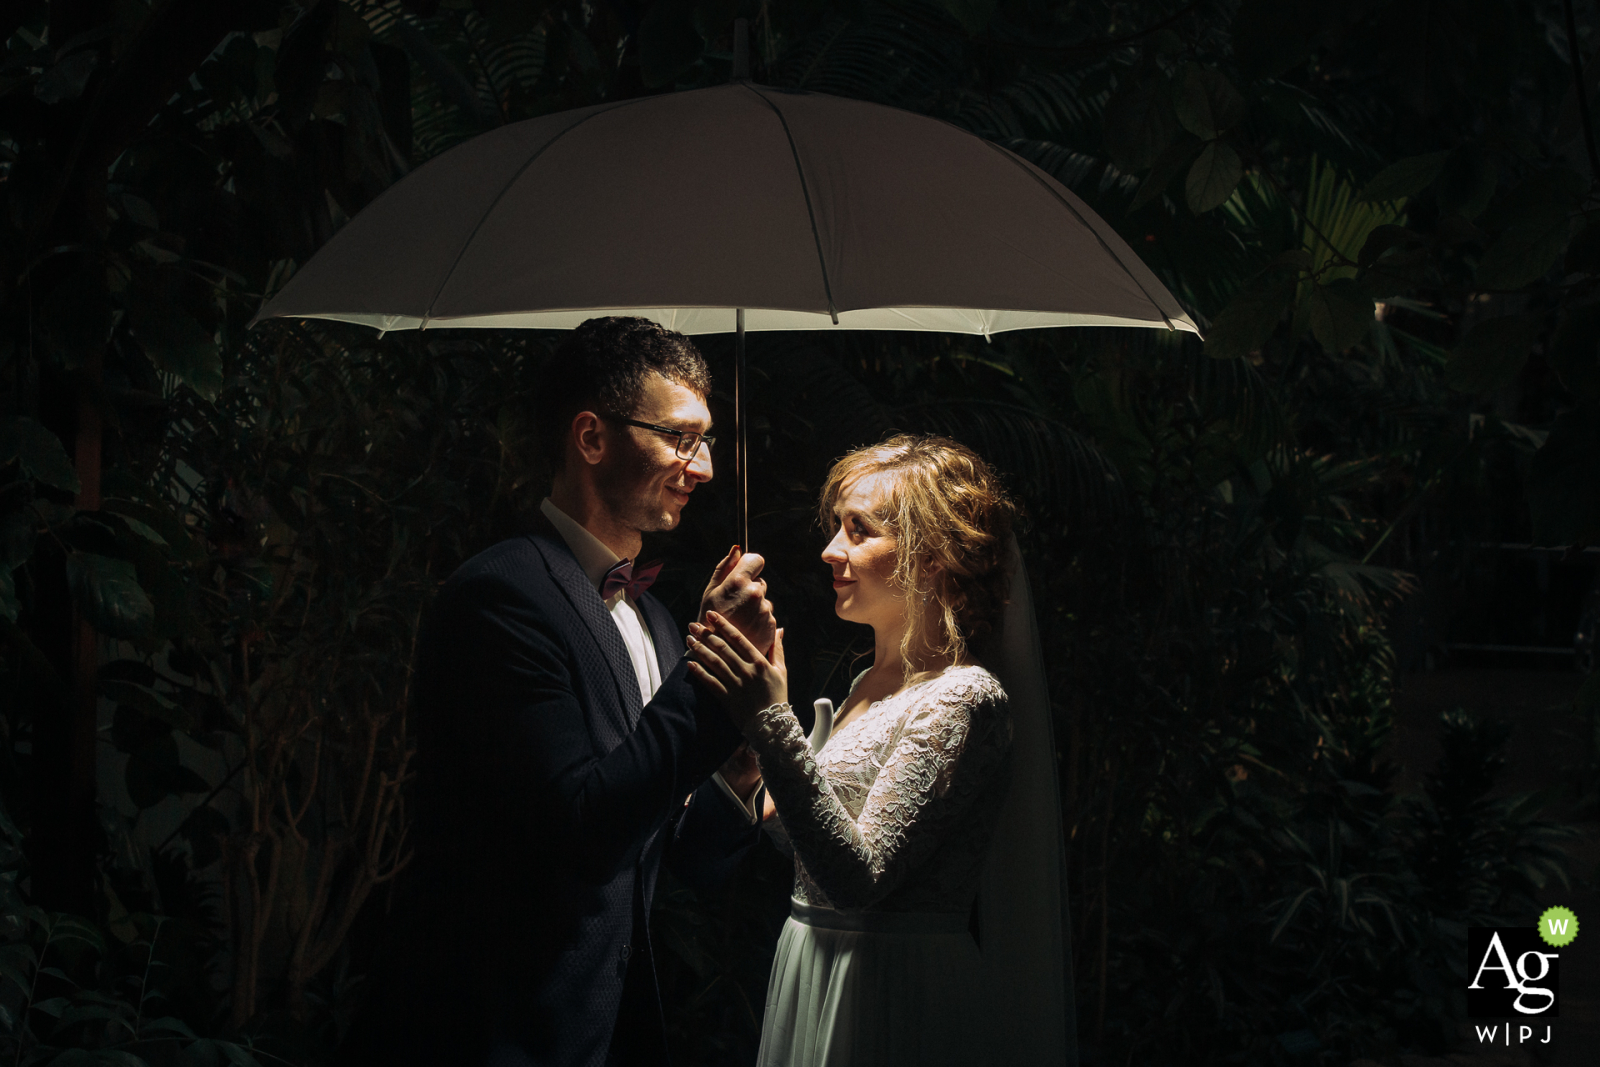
[818,434,1017,673]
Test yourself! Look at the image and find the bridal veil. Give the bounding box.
[980,538,1077,1064]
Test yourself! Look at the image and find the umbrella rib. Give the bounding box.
[419,99,650,326]
[744,85,839,324]
[978,140,1183,333]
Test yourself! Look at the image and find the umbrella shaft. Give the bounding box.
[736,308,748,551]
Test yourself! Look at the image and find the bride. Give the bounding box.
[685,434,1074,1067]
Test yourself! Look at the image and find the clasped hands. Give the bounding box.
[695,546,790,800]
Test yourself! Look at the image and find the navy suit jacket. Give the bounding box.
[341,524,758,1067]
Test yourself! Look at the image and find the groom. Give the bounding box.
[342,318,773,1067]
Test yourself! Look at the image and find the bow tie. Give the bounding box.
[601,558,663,601]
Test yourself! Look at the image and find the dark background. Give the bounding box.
[3,1,1600,1065]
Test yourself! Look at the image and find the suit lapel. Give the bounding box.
[637,593,683,683]
[525,530,643,729]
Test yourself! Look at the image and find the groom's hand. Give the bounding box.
[699,545,776,652]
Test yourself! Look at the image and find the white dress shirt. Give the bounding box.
[540,498,759,822]
[540,498,661,705]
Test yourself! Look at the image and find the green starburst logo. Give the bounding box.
[1538,906,1579,948]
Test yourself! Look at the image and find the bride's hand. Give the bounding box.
[685,612,787,732]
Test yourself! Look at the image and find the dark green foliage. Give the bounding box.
[652,849,795,1066]
[1444,314,1543,395]
[0,796,268,1066]
[2,1,1595,1065]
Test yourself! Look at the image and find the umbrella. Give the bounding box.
[252,34,1198,549]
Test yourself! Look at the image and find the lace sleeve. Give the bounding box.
[744,672,1010,910]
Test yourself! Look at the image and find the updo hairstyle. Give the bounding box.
[818,434,1017,671]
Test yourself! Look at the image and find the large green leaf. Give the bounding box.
[1204,273,1295,360]
[101,679,197,731]
[103,495,204,562]
[174,1038,224,1067]
[33,49,100,105]
[0,508,35,568]
[1474,170,1582,289]
[1355,151,1449,204]
[104,516,196,641]
[1308,278,1374,352]
[1443,314,1542,394]
[1435,143,1497,219]
[1185,141,1242,214]
[1129,133,1203,213]
[1104,78,1178,170]
[107,511,167,547]
[1355,226,1433,296]
[1359,249,1432,299]
[65,553,154,639]
[1357,225,1421,268]
[124,733,211,811]
[1526,405,1600,546]
[0,417,81,493]
[1474,220,1571,290]
[1173,64,1244,140]
[128,296,223,400]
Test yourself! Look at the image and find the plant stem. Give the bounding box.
[132,917,165,1039]
[14,919,57,1067]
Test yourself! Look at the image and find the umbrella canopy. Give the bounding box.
[254,82,1198,338]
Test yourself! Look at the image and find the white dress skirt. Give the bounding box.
[744,666,1014,1067]
[756,899,996,1067]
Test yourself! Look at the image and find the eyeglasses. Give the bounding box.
[602,414,716,462]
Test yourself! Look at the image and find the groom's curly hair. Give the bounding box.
[537,317,712,466]
[819,434,1017,674]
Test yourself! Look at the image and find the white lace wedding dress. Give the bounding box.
[744,664,1013,1067]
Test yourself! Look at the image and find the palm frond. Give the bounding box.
[995,137,1112,194]
[752,337,894,470]
[1301,156,1406,283]
[951,69,1103,140]
[1190,349,1287,462]
[768,4,963,110]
